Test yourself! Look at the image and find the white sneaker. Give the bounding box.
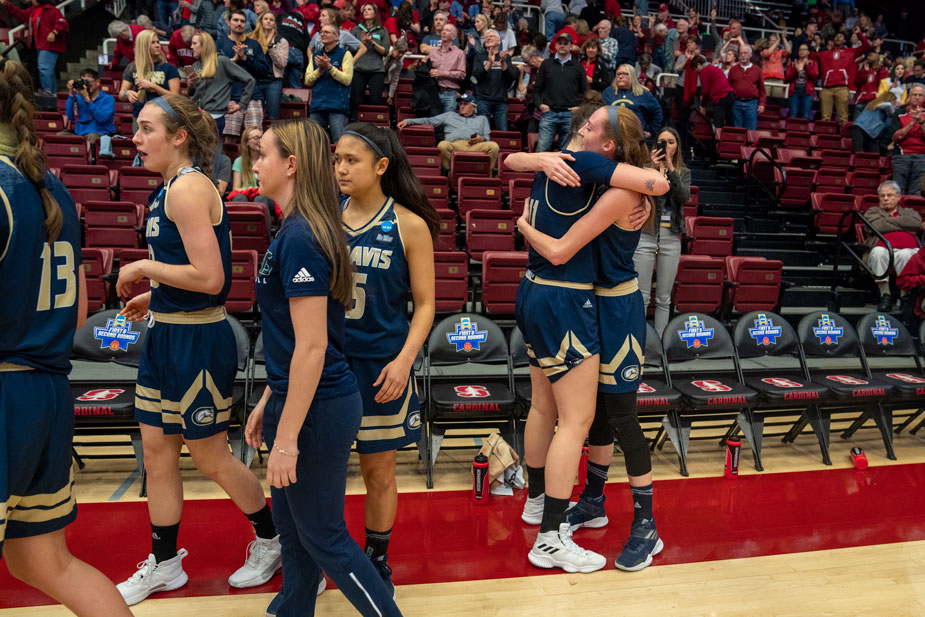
[117,549,189,606]
[229,535,282,588]
[521,493,544,525]
[528,523,606,573]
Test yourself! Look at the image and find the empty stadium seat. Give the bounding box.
[814,167,847,192]
[465,210,515,261]
[490,130,522,153]
[784,117,811,133]
[117,249,151,298]
[457,177,502,215]
[35,114,66,134]
[812,134,849,151]
[811,120,838,135]
[279,100,308,120]
[481,251,527,314]
[818,149,851,170]
[399,125,436,148]
[450,151,492,185]
[724,257,782,315]
[83,201,144,249]
[778,167,815,208]
[227,250,258,314]
[226,202,270,254]
[60,165,112,203]
[419,175,450,209]
[434,251,469,312]
[847,170,881,195]
[43,135,90,167]
[811,192,857,235]
[672,255,726,315]
[782,131,813,151]
[356,105,389,127]
[100,138,138,170]
[117,167,162,206]
[851,152,881,172]
[508,178,532,216]
[685,216,734,257]
[716,127,749,161]
[81,247,114,311]
[434,208,457,251]
[498,152,533,184]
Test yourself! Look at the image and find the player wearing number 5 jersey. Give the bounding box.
[335,122,440,595]
[114,94,281,606]
[0,59,134,616]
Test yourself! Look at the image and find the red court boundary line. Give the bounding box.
[3,463,925,608]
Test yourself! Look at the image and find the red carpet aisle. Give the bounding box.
[4,463,925,609]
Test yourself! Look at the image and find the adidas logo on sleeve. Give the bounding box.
[292,268,315,283]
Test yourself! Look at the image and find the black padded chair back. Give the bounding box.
[857,312,917,357]
[797,310,859,357]
[510,326,529,368]
[663,313,735,362]
[734,310,799,359]
[428,313,509,366]
[72,309,149,367]
[644,323,663,368]
[253,331,265,364]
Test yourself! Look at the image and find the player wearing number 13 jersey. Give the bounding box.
[335,123,440,595]
[0,59,134,615]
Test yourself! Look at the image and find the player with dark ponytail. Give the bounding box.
[115,93,281,605]
[334,122,438,595]
[0,58,133,616]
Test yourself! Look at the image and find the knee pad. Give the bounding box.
[601,392,652,477]
[588,392,615,446]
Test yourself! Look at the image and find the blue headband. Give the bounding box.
[150,96,183,126]
[607,104,621,144]
[341,130,387,160]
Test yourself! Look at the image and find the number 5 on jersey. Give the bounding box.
[347,272,368,320]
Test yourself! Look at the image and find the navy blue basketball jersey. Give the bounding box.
[255,215,357,399]
[525,151,619,284]
[342,196,410,359]
[595,221,641,287]
[0,156,82,374]
[146,167,232,313]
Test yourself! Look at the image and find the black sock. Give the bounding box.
[539,496,570,533]
[365,528,392,561]
[246,504,276,540]
[151,523,180,563]
[526,465,545,499]
[631,483,654,525]
[583,461,609,500]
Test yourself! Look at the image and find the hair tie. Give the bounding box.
[150,96,184,127]
[34,179,47,191]
[341,129,387,160]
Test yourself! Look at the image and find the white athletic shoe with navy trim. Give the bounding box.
[117,549,189,606]
[228,535,282,588]
[528,523,606,573]
[521,493,544,525]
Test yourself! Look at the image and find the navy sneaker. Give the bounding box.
[614,521,663,572]
[372,556,396,600]
[566,494,609,531]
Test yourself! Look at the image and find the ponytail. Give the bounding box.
[0,61,62,242]
[342,122,441,241]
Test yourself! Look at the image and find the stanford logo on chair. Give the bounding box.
[678,316,713,349]
[446,317,488,352]
[749,313,782,346]
[76,389,125,401]
[813,314,843,345]
[871,315,899,345]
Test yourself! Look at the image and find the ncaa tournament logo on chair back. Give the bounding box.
[813,314,843,345]
[678,316,713,349]
[749,313,782,346]
[446,317,488,352]
[871,315,899,345]
[93,314,140,351]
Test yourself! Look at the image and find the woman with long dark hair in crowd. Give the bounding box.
[352,3,390,118]
[335,122,439,595]
[187,31,255,135]
[245,118,403,617]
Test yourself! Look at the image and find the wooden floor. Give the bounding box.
[6,418,925,616]
[5,542,925,616]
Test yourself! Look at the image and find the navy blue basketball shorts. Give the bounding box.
[1,367,77,552]
[351,357,422,454]
[514,274,600,383]
[135,309,237,440]
[595,281,646,394]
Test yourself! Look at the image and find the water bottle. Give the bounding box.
[472,453,490,505]
[724,438,741,479]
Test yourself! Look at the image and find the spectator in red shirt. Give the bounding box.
[107,21,150,69]
[891,84,925,195]
[864,180,923,311]
[727,46,765,130]
[854,50,887,112]
[785,43,818,119]
[815,25,869,123]
[335,0,356,30]
[0,0,68,93]
[654,3,674,30]
[689,54,735,129]
[167,24,198,67]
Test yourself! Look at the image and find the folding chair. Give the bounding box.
[423,314,516,488]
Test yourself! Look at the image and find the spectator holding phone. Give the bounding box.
[119,30,181,119]
[634,126,690,334]
[398,93,499,171]
[187,31,256,135]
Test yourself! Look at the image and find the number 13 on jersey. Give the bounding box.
[36,241,77,311]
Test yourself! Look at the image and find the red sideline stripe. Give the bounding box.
[4,463,925,608]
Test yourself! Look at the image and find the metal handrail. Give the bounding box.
[828,209,894,311]
[743,146,786,218]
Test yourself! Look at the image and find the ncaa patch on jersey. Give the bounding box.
[191,407,215,426]
[380,220,394,233]
[407,411,421,429]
